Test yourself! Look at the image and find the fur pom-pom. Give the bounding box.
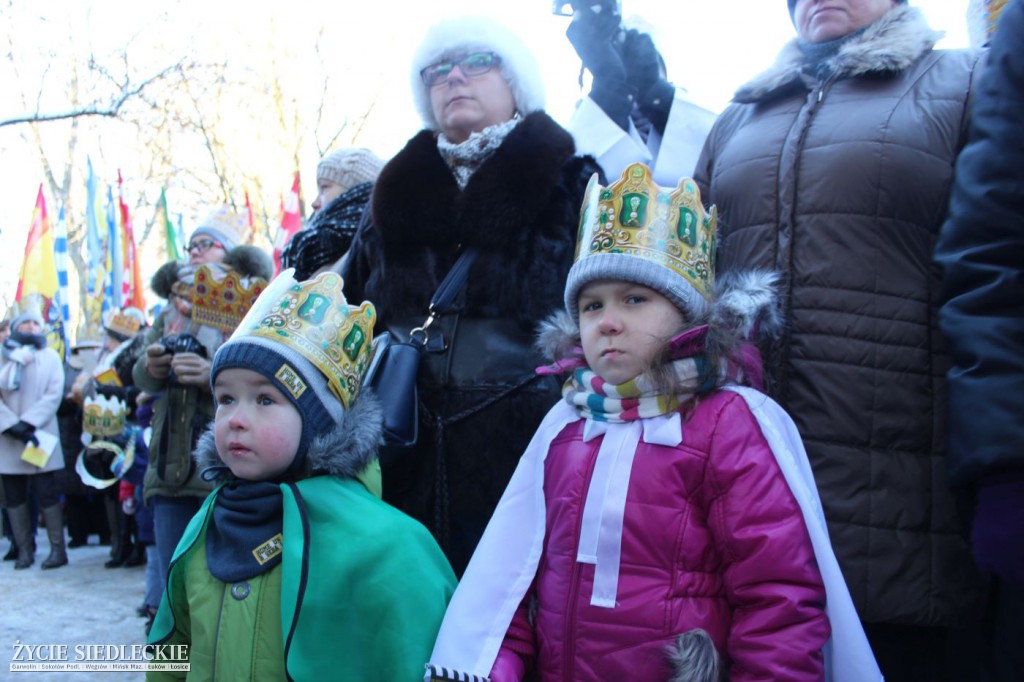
[713,270,782,341]
[151,261,183,300]
[223,245,274,281]
[667,629,722,682]
[535,310,580,362]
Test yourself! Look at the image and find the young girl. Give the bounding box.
[426,164,880,682]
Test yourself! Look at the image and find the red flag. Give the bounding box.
[16,185,57,301]
[273,172,302,274]
[117,171,147,312]
[244,189,256,244]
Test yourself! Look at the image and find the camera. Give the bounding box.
[159,334,208,387]
[552,0,621,17]
[160,333,207,358]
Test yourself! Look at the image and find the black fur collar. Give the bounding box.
[734,6,942,103]
[370,111,575,253]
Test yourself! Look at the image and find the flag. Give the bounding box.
[15,185,65,359]
[16,185,57,301]
[53,204,71,356]
[84,158,109,334]
[244,189,255,245]
[105,184,122,309]
[118,170,146,311]
[158,188,182,261]
[273,172,302,274]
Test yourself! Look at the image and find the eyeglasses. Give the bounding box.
[185,238,223,254]
[420,52,502,87]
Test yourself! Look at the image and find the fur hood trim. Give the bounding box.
[536,270,781,361]
[151,261,182,300]
[221,244,274,281]
[667,629,721,682]
[734,5,941,103]
[195,390,384,481]
[150,245,274,300]
[371,111,575,253]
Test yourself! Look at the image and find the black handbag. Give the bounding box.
[364,248,479,446]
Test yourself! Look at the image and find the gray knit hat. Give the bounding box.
[410,16,546,132]
[564,164,717,324]
[191,206,247,253]
[316,148,385,190]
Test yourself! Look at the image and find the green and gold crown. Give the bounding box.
[191,265,268,333]
[83,395,127,438]
[231,271,375,409]
[575,163,717,303]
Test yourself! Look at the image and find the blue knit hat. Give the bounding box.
[210,270,376,478]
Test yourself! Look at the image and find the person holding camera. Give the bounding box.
[563,1,716,186]
[132,207,272,607]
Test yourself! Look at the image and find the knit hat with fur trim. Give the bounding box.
[410,16,546,132]
[191,206,247,253]
[317,148,385,190]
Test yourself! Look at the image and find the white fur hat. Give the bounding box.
[410,16,546,132]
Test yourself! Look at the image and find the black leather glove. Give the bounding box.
[4,420,39,446]
[566,3,625,82]
[623,29,674,137]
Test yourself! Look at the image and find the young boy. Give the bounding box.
[147,272,457,681]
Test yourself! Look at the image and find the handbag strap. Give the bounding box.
[411,247,480,348]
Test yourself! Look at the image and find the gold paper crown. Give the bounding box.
[575,163,717,301]
[104,308,144,338]
[234,271,375,409]
[191,265,268,333]
[83,395,127,438]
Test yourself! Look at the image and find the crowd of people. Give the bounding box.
[1,0,1020,680]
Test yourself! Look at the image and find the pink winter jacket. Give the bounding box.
[491,390,829,681]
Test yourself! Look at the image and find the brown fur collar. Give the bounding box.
[734,5,942,103]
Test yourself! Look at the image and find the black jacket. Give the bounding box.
[343,112,601,574]
[937,1,1024,491]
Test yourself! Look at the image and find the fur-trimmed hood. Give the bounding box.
[195,390,384,483]
[149,244,274,300]
[734,5,942,103]
[536,270,781,362]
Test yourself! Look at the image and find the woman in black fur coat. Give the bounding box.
[343,17,602,575]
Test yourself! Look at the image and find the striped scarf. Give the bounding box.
[562,357,714,423]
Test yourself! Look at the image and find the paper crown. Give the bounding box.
[190,265,268,333]
[574,163,717,303]
[83,395,127,438]
[103,307,145,339]
[230,271,376,409]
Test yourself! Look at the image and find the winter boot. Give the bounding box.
[3,540,17,561]
[7,505,35,569]
[40,505,68,569]
[105,501,131,568]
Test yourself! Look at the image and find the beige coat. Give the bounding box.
[0,345,65,475]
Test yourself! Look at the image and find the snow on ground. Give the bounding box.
[1,535,147,682]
